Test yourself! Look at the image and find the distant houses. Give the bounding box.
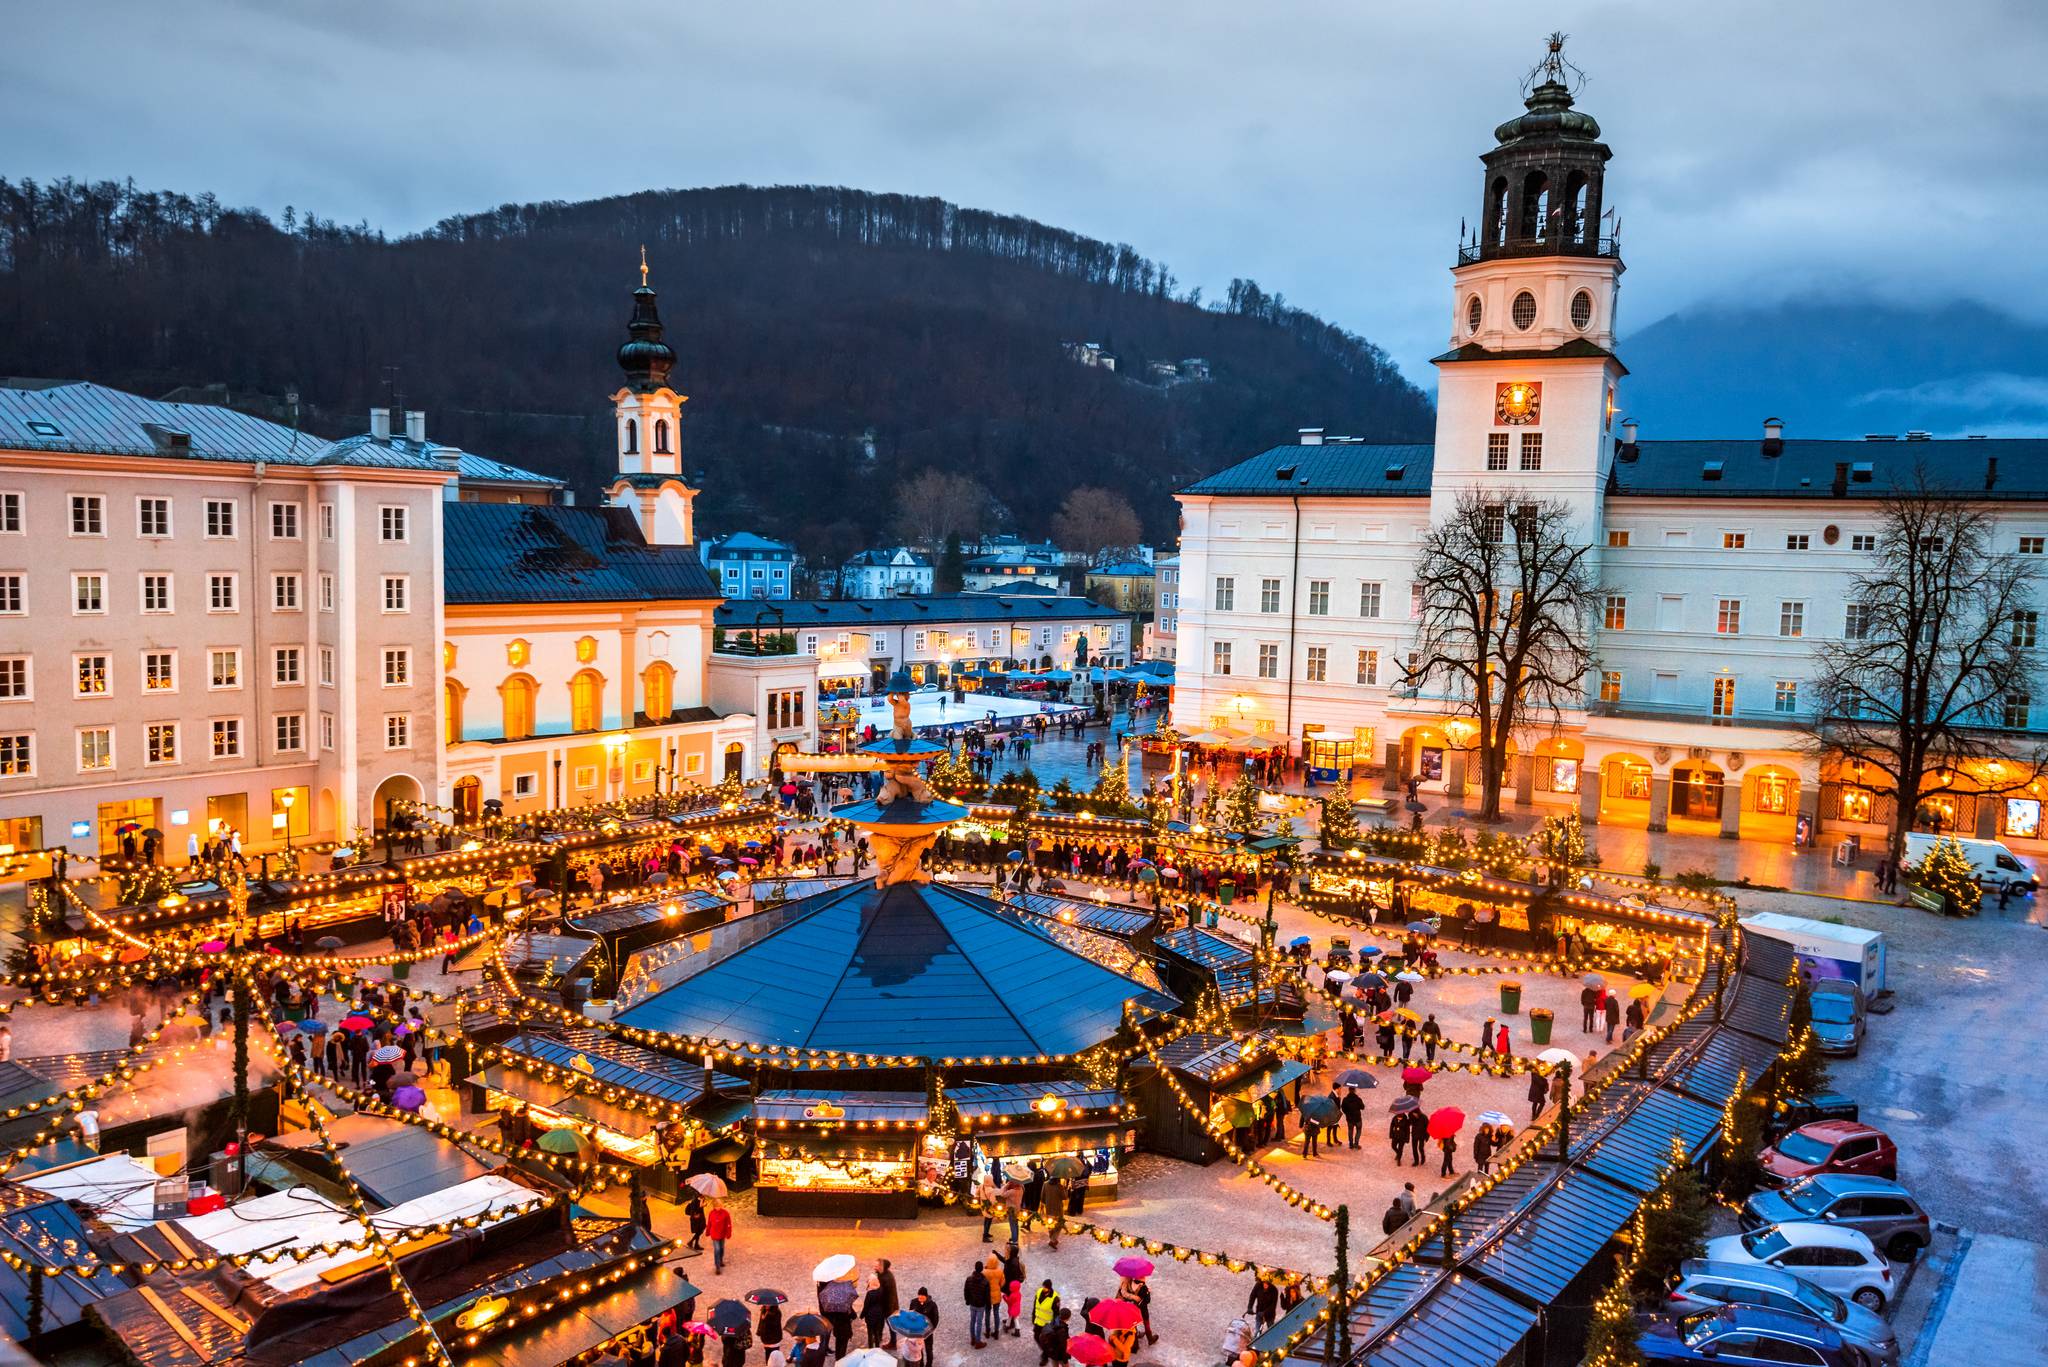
[838,545,933,598]
[699,531,800,600]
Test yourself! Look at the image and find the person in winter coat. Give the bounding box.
[1032,1280,1061,1347]
[909,1287,940,1357]
[1420,1013,1442,1064]
[819,1276,857,1358]
[1407,1109,1428,1166]
[1375,1018,1397,1055]
[1041,1178,1067,1247]
[1439,1132,1458,1176]
[861,1276,890,1348]
[983,1253,1009,1336]
[963,1259,994,1348]
[757,1304,783,1363]
[1580,983,1599,1032]
[1004,1277,1024,1340]
[1040,1308,1072,1367]
[1472,1125,1495,1174]
[1119,1275,1156,1346]
[1341,1087,1366,1148]
[704,1201,733,1274]
[1624,997,1646,1038]
[1603,993,1622,1043]
[685,1193,707,1250]
[1245,1274,1281,1331]
[1528,1069,1549,1122]
[1382,1197,1407,1235]
[873,1259,900,1344]
[1389,1109,1409,1165]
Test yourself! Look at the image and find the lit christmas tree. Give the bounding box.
[1319,783,1357,849]
[1223,773,1267,838]
[1091,744,1135,813]
[1915,834,1982,914]
[928,745,978,798]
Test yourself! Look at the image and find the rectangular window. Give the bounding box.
[0,492,20,533]
[912,630,926,652]
[1786,533,1810,551]
[269,501,300,539]
[1774,679,1799,714]
[2005,694,2032,730]
[1259,578,1281,613]
[272,573,300,611]
[211,718,241,758]
[1716,599,1742,634]
[73,573,104,614]
[1212,641,1233,675]
[75,654,108,697]
[274,647,301,685]
[70,494,104,536]
[1359,581,1382,618]
[1603,595,1628,630]
[1657,595,1685,631]
[379,506,409,542]
[1213,577,1234,611]
[1844,604,1872,640]
[385,714,410,749]
[319,647,335,687]
[1712,676,1737,718]
[1607,529,1630,548]
[2021,536,2046,555]
[0,657,25,700]
[1251,642,1278,678]
[2016,610,2039,648]
[137,497,170,537]
[0,573,19,614]
[319,713,335,750]
[382,575,409,613]
[1722,530,1747,549]
[145,722,178,765]
[1486,433,1510,471]
[319,574,335,612]
[274,714,304,753]
[141,572,171,613]
[205,499,236,538]
[143,650,176,692]
[1599,670,1622,703]
[382,647,410,686]
[1779,601,1805,637]
[78,727,112,771]
[209,649,240,689]
[1482,505,1506,542]
[1306,580,1329,615]
[1410,583,1424,618]
[1305,646,1328,682]
[1662,529,1689,546]
[208,574,236,612]
[319,503,336,540]
[1357,649,1379,685]
[512,771,536,798]
[1518,433,1543,471]
[0,733,32,776]
[1851,533,1877,551]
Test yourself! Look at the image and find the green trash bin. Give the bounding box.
[391,959,412,981]
[1528,1007,1554,1045]
[1500,980,1522,1014]
[1218,881,1237,906]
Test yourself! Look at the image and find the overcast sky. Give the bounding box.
[6,0,2045,382]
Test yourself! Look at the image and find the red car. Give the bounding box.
[1758,1120,1897,1186]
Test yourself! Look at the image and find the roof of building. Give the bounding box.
[966,552,1061,568]
[843,547,933,568]
[1431,337,1626,370]
[704,532,798,557]
[1178,442,1437,497]
[319,432,560,486]
[1088,561,1154,578]
[715,594,1125,627]
[444,503,720,605]
[968,581,1061,596]
[613,878,1176,1059]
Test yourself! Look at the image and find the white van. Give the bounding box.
[1900,833,2037,894]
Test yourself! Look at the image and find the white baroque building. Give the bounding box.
[1172,47,2048,851]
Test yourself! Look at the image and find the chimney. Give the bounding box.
[1986,455,1999,491]
[369,407,392,440]
[405,410,427,442]
[1905,430,1932,442]
[1832,462,1850,497]
[1298,428,1325,446]
[1761,417,1784,457]
[1618,419,1639,462]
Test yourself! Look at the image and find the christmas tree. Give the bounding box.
[1537,810,1586,874]
[1091,745,1135,813]
[1914,834,1982,914]
[928,745,978,798]
[1633,1136,1712,1293]
[1319,783,1357,849]
[1223,773,1267,838]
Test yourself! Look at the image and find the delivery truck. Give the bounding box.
[1738,912,1887,995]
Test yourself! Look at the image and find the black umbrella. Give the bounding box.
[784,1314,830,1338]
[709,1301,752,1332]
[1334,1069,1378,1089]
[316,935,345,950]
[744,1289,788,1307]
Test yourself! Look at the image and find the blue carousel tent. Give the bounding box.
[615,879,1177,1058]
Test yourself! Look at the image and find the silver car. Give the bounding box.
[1669,1258,1899,1365]
[1740,1174,1932,1261]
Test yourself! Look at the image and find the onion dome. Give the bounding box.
[1493,78,1602,147]
[617,274,675,393]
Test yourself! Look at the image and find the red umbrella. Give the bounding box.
[1087,1301,1142,1331]
[1400,1066,1433,1085]
[1428,1106,1466,1140]
[340,1014,376,1032]
[1068,1334,1113,1366]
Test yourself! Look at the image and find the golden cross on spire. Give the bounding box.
[639,244,649,288]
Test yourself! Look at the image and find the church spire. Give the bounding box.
[617,252,675,393]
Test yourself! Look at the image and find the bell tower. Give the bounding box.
[606,250,698,546]
[1431,34,1625,536]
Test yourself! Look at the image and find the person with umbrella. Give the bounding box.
[1407,1105,1428,1166]
[1472,1122,1495,1173]
[1527,1068,1548,1123]
[1115,1260,1156,1346]
[685,1190,708,1250]
[1580,978,1600,1033]
[907,1290,940,1358]
[1340,1085,1365,1149]
[1039,1168,1068,1247]
[1387,1104,1409,1166]
[705,1195,733,1275]
[748,1293,785,1362]
[871,1259,900,1346]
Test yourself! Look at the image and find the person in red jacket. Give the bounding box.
[705,1201,733,1274]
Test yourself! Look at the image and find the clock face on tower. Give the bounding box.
[1495,381,1542,426]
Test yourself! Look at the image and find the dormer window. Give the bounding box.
[1702,461,1724,481]
[1851,462,1874,483]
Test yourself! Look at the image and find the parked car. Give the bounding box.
[1759,1121,1897,1186]
[1638,1304,1865,1366]
[1704,1223,1895,1310]
[1807,981,1866,1056]
[1741,1174,1931,1261]
[1768,1092,1861,1141]
[1669,1259,1898,1365]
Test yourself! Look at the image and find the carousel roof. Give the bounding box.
[614,878,1177,1059]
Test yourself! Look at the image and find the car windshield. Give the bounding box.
[1774,1131,1834,1164]
[1742,1227,1792,1259]
[1792,1279,1848,1322]
[1810,998,1855,1023]
[1679,1312,1725,1349]
[1780,1182,1833,1216]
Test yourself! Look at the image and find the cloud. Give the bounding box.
[2,0,2044,384]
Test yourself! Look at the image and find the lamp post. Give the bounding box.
[279,788,296,853]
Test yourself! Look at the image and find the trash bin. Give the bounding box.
[1528,1007,1554,1045]
[391,959,412,981]
[1218,881,1237,906]
[1500,980,1522,1014]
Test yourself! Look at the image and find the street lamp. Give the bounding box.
[277,788,296,853]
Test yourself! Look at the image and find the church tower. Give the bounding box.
[606,250,699,546]
[1430,35,1624,536]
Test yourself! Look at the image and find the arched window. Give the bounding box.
[1565,171,1591,244]
[642,661,675,723]
[1488,177,1509,246]
[1521,171,1550,242]
[654,418,671,453]
[445,680,466,746]
[500,675,537,741]
[723,742,746,780]
[570,669,605,732]
[623,419,639,455]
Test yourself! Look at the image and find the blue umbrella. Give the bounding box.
[889,1311,931,1336]
[1289,935,1312,948]
[298,1018,331,1034]
[1357,946,1382,957]
[1007,850,1026,862]
[1406,921,1435,935]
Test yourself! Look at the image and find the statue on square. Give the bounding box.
[1068,634,1095,706]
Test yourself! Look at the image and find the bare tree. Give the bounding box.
[1412,490,1601,822]
[1051,486,1143,564]
[892,469,990,548]
[1801,476,2046,860]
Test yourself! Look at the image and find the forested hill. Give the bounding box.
[0,179,1432,552]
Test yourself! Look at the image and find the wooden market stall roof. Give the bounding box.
[0,1181,130,1340]
[257,1113,504,1208]
[947,1079,1124,1124]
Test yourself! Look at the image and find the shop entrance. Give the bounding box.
[452,776,483,825]
[97,797,159,857]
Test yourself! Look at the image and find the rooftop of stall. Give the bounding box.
[1006,891,1156,939]
[1126,1030,1305,1165]
[454,929,600,981]
[1153,925,1262,1006]
[254,1112,505,1208]
[568,888,734,982]
[946,1079,1133,1200]
[752,1090,928,1218]
[0,1181,129,1344]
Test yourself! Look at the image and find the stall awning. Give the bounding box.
[948,1079,1123,1122]
[754,1090,928,1127]
[1227,1059,1310,1104]
[971,1123,1119,1158]
[496,1028,716,1110]
[465,1271,701,1367]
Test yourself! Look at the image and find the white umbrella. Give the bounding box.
[1536,1048,1577,1067]
[812,1253,857,1282]
[686,1173,729,1198]
[1324,969,1353,984]
[1002,1159,1035,1183]
[1476,1109,1514,1128]
[840,1353,898,1367]
[1395,971,1425,984]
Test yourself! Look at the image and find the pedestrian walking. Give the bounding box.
[1479,1016,1496,1056]
[1041,1177,1066,1247]
[1341,1086,1365,1148]
[1580,984,1598,1033]
[1388,1109,1408,1166]
[1603,993,1621,1043]
[1245,1274,1280,1332]
[1439,1133,1458,1176]
[1473,1124,1494,1174]
[1420,1013,1441,1064]
[1407,1109,1427,1166]
[1119,1275,1156,1346]
[704,1200,732,1274]
[684,1192,706,1249]
[1528,1069,1547,1122]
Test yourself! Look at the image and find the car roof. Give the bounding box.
[1795,1119,1885,1141]
[1711,1305,1840,1341]
[1795,1174,1912,1197]
[1763,1221,1879,1251]
[1680,1259,1809,1291]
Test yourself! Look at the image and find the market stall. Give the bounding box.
[1127,1031,1306,1165]
[566,888,733,994]
[752,1090,926,1219]
[940,1080,1133,1205]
